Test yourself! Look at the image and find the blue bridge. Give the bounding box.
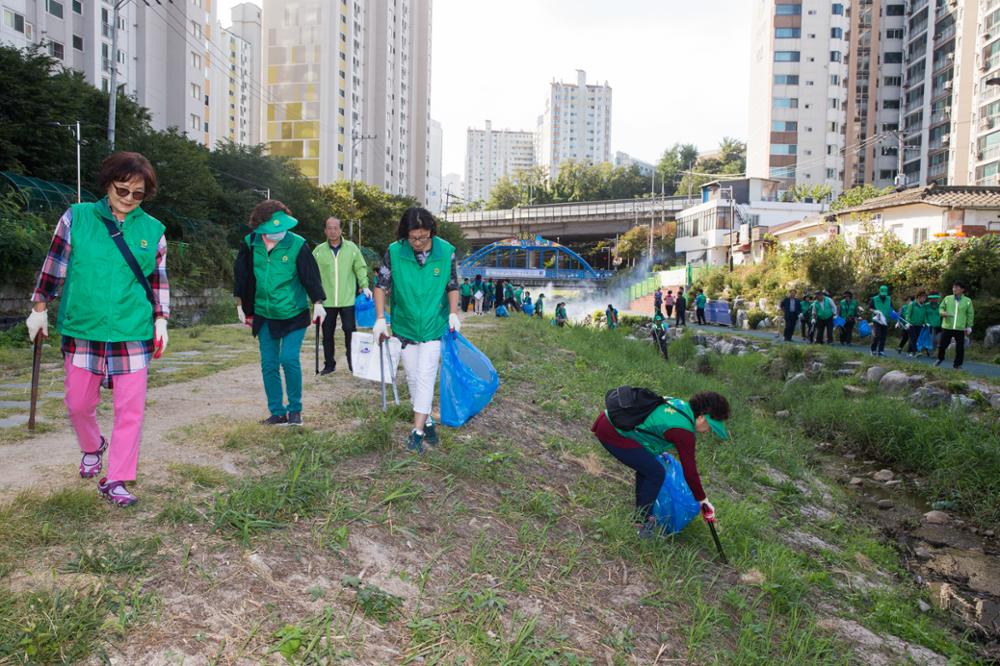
[458,237,612,284]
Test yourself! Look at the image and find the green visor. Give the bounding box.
[705,415,728,440]
[262,210,299,233]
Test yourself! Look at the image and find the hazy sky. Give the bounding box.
[217,0,752,178]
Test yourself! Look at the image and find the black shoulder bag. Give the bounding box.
[100,217,155,307]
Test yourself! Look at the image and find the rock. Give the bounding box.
[923,510,950,525]
[775,410,791,419]
[740,568,765,585]
[918,600,931,613]
[805,362,825,377]
[885,479,903,486]
[865,366,889,383]
[841,361,863,369]
[761,317,772,328]
[913,546,933,561]
[834,369,854,377]
[785,372,808,388]
[927,581,953,611]
[695,345,709,356]
[843,385,866,397]
[718,341,734,355]
[991,394,1000,412]
[849,477,863,486]
[879,370,922,394]
[876,499,894,510]
[910,386,951,409]
[931,500,957,511]
[950,394,976,412]
[984,324,1000,348]
[694,334,708,347]
[872,469,894,482]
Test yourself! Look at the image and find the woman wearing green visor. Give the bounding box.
[234,200,326,426]
[592,391,730,537]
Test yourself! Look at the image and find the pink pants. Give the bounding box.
[64,359,148,482]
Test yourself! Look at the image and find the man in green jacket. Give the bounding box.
[813,290,835,344]
[925,292,943,349]
[459,278,473,313]
[869,285,893,356]
[695,290,707,325]
[838,291,859,345]
[936,282,975,369]
[313,217,370,375]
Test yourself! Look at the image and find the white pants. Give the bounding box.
[400,339,441,416]
[474,296,484,314]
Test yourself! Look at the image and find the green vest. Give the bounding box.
[925,302,942,327]
[871,294,893,321]
[472,280,484,295]
[815,297,834,320]
[58,200,165,342]
[901,301,914,321]
[695,294,706,308]
[312,239,367,308]
[608,397,696,456]
[460,282,472,297]
[248,232,309,320]
[486,282,495,296]
[504,284,513,298]
[839,299,858,319]
[536,297,544,313]
[908,301,928,326]
[514,288,523,304]
[387,237,454,342]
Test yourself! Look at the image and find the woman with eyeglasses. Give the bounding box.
[373,207,461,453]
[25,152,169,507]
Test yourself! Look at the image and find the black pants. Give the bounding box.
[675,308,686,327]
[897,326,910,351]
[800,317,809,339]
[840,319,855,345]
[937,329,966,368]
[696,308,706,325]
[599,441,664,520]
[871,322,888,353]
[907,325,922,354]
[783,316,797,341]
[665,304,673,318]
[814,318,833,344]
[461,295,471,312]
[322,306,356,370]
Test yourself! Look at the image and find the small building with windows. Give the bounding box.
[830,184,1000,245]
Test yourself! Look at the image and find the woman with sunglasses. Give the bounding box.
[373,207,461,453]
[25,152,168,507]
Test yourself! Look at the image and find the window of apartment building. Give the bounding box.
[883,99,901,109]
[831,27,843,39]
[117,49,125,64]
[913,228,928,244]
[72,0,81,13]
[830,51,842,62]
[72,34,83,50]
[830,98,840,109]
[771,144,797,155]
[886,4,905,16]
[774,74,799,84]
[880,169,897,180]
[190,114,200,131]
[191,83,201,100]
[46,0,63,19]
[883,123,900,132]
[832,4,844,15]
[829,121,839,132]
[831,74,840,84]
[3,8,25,33]
[886,29,903,39]
[47,41,64,59]
[883,76,902,86]
[884,52,903,64]
[190,21,201,39]
[775,4,802,16]
[774,97,799,108]
[776,27,801,38]
[772,120,798,131]
[191,52,201,69]
[775,51,800,62]
[826,168,836,178]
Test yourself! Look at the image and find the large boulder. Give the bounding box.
[984,324,1000,349]
[879,370,922,394]
[785,372,808,388]
[951,394,976,412]
[910,386,951,409]
[865,366,889,384]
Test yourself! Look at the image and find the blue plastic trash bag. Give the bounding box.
[916,325,933,352]
[355,294,375,328]
[439,331,499,427]
[889,310,900,322]
[833,316,845,328]
[496,305,510,317]
[652,453,701,534]
[858,320,872,338]
[522,302,535,316]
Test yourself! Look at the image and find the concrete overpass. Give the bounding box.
[445,196,698,245]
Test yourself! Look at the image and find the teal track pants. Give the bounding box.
[258,324,306,416]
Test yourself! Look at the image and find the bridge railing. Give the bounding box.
[446,196,699,226]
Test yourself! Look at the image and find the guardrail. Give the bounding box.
[446,197,699,226]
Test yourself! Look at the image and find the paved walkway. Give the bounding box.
[687,324,1000,380]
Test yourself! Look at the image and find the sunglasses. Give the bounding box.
[113,185,146,201]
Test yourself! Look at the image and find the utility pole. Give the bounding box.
[350,127,377,240]
[649,171,655,263]
[894,130,906,191]
[48,121,83,201]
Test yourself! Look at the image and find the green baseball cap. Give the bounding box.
[261,210,299,233]
[705,415,729,440]
[879,285,889,296]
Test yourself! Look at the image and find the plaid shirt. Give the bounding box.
[32,207,170,381]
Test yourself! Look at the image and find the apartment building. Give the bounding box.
[613,151,655,177]
[426,118,442,213]
[971,0,1000,185]
[227,2,262,146]
[464,120,536,203]
[535,69,612,179]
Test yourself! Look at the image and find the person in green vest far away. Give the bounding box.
[472,274,485,315]
[485,278,496,310]
[555,302,568,327]
[936,281,975,370]
[606,304,619,329]
[812,290,836,345]
[800,292,814,341]
[513,284,524,311]
[896,294,916,354]
[694,289,707,325]
[926,292,943,350]
[312,217,370,375]
[591,391,730,538]
[904,291,928,358]
[26,152,170,507]
[503,280,515,311]
[838,290,859,345]
[234,200,327,427]
[651,312,669,360]
[373,207,461,454]
[535,293,545,318]
[869,285,893,357]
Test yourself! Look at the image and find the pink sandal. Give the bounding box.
[98,478,138,507]
[79,437,108,479]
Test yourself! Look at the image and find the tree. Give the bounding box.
[673,138,745,198]
[785,184,833,203]
[656,143,699,195]
[486,175,522,209]
[829,184,894,212]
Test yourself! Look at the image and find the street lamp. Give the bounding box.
[48,121,82,202]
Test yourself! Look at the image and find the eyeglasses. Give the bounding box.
[407,233,432,244]
[113,184,146,201]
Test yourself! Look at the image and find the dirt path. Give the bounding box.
[0,351,364,494]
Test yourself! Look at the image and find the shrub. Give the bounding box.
[747,309,768,330]
[941,235,1000,298]
[0,192,52,288]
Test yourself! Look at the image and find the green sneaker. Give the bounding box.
[405,429,425,454]
[423,418,439,446]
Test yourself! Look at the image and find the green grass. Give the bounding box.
[63,536,162,576]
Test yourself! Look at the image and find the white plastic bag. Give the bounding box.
[351,332,402,382]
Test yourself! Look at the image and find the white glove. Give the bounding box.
[26,309,48,342]
[313,303,326,326]
[700,499,716,523]
[362,287,372,300]
[237,305,246,325]
[965,327,972,337]
[449,313,461,333]
[373,317,389,342]
[154,318,169,357]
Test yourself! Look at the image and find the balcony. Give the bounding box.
[928,162,947,179]
[934,24,956,43]
[101,23,113,39]
[978,145,1000,162]
[930,109,950,124]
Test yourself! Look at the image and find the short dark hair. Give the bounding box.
[98,151,157,200]
[249,199,291,230]
[844,290,853,297]
[953,281,966,289]
[917,290,926,298]
[689,391,730,421]
[396,207,437,240]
